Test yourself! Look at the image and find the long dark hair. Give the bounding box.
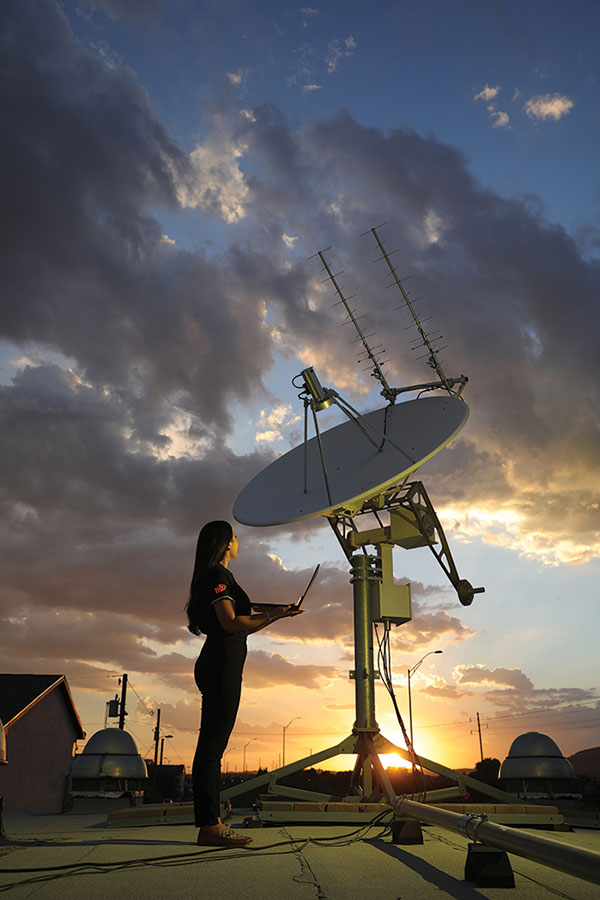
[185,520,233,635]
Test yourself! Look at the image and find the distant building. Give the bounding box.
[145,761,186,804]
[500,732,581,800]
[0,674,85,813]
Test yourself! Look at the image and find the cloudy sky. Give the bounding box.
[1,0,599,775]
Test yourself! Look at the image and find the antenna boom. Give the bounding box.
[370,227,453,393]
[317,250,396,402]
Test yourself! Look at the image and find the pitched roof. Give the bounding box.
[0,674,85,738]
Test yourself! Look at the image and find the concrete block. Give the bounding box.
[464,843,515,888]
[392,818,424,844]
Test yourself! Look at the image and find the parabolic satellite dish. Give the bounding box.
[234,395,468,527]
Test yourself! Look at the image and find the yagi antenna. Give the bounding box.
[314,236,467,402]
[369,226,454,393]
[315,249,396,403]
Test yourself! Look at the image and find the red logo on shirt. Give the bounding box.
[214,583,227,594]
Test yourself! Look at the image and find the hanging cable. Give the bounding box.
[375,622,427,799]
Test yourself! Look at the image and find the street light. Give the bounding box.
[243,738,256,777]
[407,650,443,748]
[223,746,236,774]
[282,717,301,767]
[159,734,173,765]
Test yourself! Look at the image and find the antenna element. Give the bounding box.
[317,250,396,402]
[369,227,453,392]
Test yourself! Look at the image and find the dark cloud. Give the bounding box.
[0,605,191,677]
[1,0,275,434]
[456,665,534,691]
[0,359,279,613]
[451,665,598,714]
[243,649,338,689]
[231,105,600,559]
[483,687,598,712]
[0,659,119,694]
[420,684,473,700]
[125,642,339,696]
[389,609,475,652]
[135,695,200,734]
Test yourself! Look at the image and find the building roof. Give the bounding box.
[0,674,85,738]
[1,810,600,899]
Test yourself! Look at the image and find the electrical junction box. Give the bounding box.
[370,543,412,625]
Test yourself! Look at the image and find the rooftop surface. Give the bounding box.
[1,811,599,900]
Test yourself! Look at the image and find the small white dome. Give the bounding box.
[500,732,577,784]
[71,728,147,781]
[82,728,140,756]
[505,732,563,759]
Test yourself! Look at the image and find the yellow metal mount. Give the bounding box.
[329,481,484,607]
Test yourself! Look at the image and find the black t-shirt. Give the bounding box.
[191,564,252,637]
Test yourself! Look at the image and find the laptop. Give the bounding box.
[252,564,320,611]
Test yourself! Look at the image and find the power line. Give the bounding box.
[230,704,599,743]
[231,731,349,737]
[488,716,600,729]
[489,722,600,735]
[126,679,155,718]
[405,702,600,732]
[487,702,599,722]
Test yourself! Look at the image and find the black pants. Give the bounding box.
[192,638,246,827]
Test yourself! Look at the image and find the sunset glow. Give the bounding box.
[377,754,412,771]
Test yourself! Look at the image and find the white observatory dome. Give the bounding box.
[70,727,147,798]
[500,732,580,799]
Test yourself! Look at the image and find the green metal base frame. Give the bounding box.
[106,731,560,829]
[221,729,526,809]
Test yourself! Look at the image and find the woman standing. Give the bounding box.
[186,520,302,847]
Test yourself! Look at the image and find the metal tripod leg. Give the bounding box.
[222,731,391,804]
[221,734,358,803]
[369,734,525,805]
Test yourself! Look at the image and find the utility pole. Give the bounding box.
[477,711,484,761]
[153,708,161,765]
[471,711,486,762]
[118,674,128,730]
